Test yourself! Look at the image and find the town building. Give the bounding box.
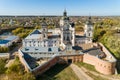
[0,35,19,47]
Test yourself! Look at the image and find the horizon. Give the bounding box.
[0,0,120,16]
[0,14,120,17]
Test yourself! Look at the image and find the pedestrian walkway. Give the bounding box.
[70,64,93,80]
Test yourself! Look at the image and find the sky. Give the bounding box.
[0,0,120,16]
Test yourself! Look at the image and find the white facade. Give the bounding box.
[22,11,94,50]
[84,17,93,43]
[60,10,75,46]
[23,38,60,47]
[23,29,61,48]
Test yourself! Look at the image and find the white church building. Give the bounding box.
[22,10,93,56]
[18,11,117,75]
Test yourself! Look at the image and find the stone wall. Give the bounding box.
[31,54,83,76]
[18,42,116,75]
[32,56,59,76]
[83,53,116,75]
[58,54,83,63]
[98,43,116,62]
[18,50,32,72]
[0,53,10,59]
[83,54,96,65]
[95,58,116,75]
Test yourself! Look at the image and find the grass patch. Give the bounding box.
[75,62,97,72]
[86,72,108,80]
[37,64,79,80]
[75,62,109,80]
[0,59,7,74]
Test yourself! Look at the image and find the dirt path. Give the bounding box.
[5,59,15,68]
[81,67,120,80]
[70,64,93,80]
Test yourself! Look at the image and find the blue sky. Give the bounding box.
[0,0,120,16]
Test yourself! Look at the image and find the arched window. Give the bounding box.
[44,34,46,37]
[89,33,91,36]
[67,36,69,40]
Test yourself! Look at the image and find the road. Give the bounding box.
[70,64,93,80]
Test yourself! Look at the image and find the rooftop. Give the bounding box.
[0,40,10,44]
[5,36,18,41]
[82,47,104,56]
[25,34,42,40]
[30,29,41,35]
[21,47,60,53]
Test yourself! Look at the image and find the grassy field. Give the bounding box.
[75,62,97,72]
[86,72,108,80]
[37,64,79,80]
[75,62,109,80]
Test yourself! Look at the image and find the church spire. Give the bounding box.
[88,16,91,21]
[63,9,67,17]
[86,16,92,25]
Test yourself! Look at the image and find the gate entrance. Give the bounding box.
[68,59,72,64]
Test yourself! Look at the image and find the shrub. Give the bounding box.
[0,59,7,74]
[0,47,9,53]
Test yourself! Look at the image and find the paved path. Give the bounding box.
[70,64,93,80]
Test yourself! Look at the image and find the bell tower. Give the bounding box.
[63,9,67,17]
[84,16,93,43]
[60,10,75,46]
[41,18,48,39]
[60,9,69,27]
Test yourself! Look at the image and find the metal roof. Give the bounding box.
[82,47,104,56]
[0,40,10,44]
[21,47,60,53]
[5,36,18,41]
[25,34,42,39]
[30,29,41,35]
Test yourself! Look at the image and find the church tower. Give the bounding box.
[60,9,69,26]
[84,16,93,43]
[41,18,48,39]
[60,10,75,46]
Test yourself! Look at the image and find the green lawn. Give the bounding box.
[75,62,97,72]
[0,59,7,74]
[75,62,108,80]
[37,64,79,80]
[86,72,108,80]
